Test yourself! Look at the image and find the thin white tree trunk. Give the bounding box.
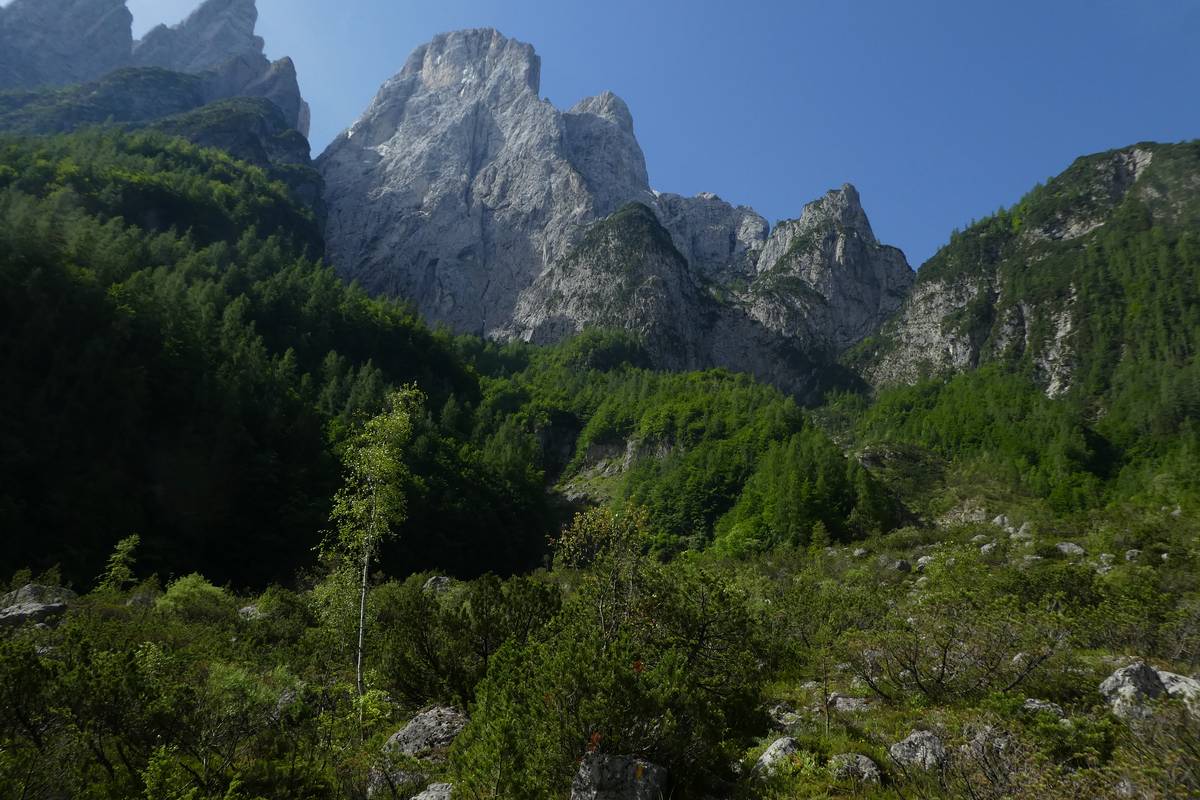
[356,542,370,699]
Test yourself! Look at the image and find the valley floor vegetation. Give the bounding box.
[2,132,1200,799]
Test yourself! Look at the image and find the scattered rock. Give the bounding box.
[570,753,668,800]
[1022,555,1044,565]
[369,707,469,797]
[960,726,1011,760]
[125,592,156,608]
[827,694,872,713]
[0,584,75,628]
[892,559,912,573]
[992,515,1009,528]
[767,701,803,729]
[1158,671,1200,713]
[754,737,802,776]
[980,542,997,556]
[1113,777,1140,798]
[386,707,469,759]
[971,534,990,544]
[853,548,869,558]
[1100,662,1167,719]
[1056,542,1086,557]
[1016,522,1033,538]
[1125,549,1142,562]
[1023,698,1066,719]
[238,604,262,620]
[828,753,881,784]
[412,784,452,800]
[915,555,934,572]
[889,730,946,771]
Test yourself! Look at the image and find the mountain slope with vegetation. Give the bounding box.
[0,130,541,585]
[0,122,1198,800]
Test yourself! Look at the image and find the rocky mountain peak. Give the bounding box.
[0,0,133,89]
[569,91,635,134]
[133,0,263,74]
[758,183,881,276]
[0,0,307,136]
[399,28,541,100]
[799,183,877,244]
[320,29,653,335]
[319,28,913,384]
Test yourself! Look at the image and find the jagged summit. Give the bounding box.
[0,0,133,89]
[318,27,913,389]
[0,0,308,136]
[320,29,654,336]
[133,0,263,74]
[802,184,878,245]
[569,91,636,133]
[397,28,541,97]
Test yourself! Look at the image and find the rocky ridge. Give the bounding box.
[504,202,853,400]
[319,29,913,393]
[857,142,1199,396]
[0,0,308,135]
[319,28,655,336]
[0,0,133,90]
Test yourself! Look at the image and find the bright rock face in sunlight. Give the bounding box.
[319,28,657,337]
[319,28,913,396]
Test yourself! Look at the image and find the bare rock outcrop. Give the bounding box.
[319,29,911,394]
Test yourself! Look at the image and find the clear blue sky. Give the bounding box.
[129,0,1200,267]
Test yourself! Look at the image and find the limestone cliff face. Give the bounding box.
[654,193,768,284]
[0,0,133,90]
[744,185,914,352]
[319,29,913,385]
[0,0,308,135]
[856,144,1187,398]
[318,29,654,336]
[132,0,262,74]
[564,92,654,218]
[509,204,707,370]
[506,204,839,401]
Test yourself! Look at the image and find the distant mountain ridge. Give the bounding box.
[0,0,309,135]
[853,141,1200,402]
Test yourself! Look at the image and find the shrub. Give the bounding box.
[156,574,237,624]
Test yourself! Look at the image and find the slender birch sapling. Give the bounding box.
[327,387,421,701]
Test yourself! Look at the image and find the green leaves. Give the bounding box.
[327,387,421,558]
[97,534,140,593]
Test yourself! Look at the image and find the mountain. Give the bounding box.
[131,0,310,135]
[0,70,322,208]
[0,0,308,135]
[0,0,133,90]
[504,203,838,400]
[319,28,912,391]
[318,29,655,336]
[855,142,1200,404]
